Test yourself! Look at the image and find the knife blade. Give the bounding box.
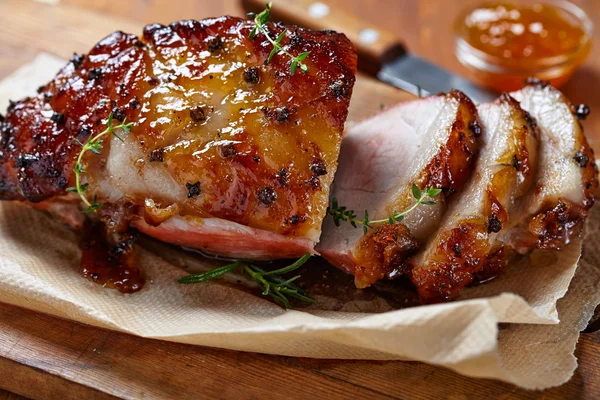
[241,0,497,103]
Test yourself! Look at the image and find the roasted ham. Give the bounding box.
[410,94,539,303]
[500,81,598,253]
[0,17,357,262]
[318,91,480,288]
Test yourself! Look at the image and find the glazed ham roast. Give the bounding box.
[0,17,357,264]
[0,13,595,302]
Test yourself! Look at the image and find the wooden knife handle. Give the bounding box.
[241,0,406,74]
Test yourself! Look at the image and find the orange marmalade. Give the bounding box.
[454,1,592,91]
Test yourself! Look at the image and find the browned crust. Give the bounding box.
[418,90,480,197]
[473,244,515,284]
[528,131,598,251]
[528,199,591,250]
[411,220,488,302]
[352,223,419,288]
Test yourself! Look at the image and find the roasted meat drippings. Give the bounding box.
[318,90,480,288]
[0,17,357,264]
[80,223,144,294]
[411,93,539,303]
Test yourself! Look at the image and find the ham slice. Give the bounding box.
[500,81,598,253]
[318,90,480,287]
[410,93,539,303]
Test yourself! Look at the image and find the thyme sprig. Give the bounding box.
[328,184,442,235]
[66,112,133,213]
[178,253,315,309]
[248,2,310,75]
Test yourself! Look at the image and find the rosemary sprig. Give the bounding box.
[328,184,442,235]
[178,253,315,309]
[66,112,133,213]
[248,2,310,75]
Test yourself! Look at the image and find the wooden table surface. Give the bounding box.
[1,0,600,399]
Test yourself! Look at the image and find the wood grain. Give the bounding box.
[0,0,599,399]
[0,389,27,400]
[1,302,599,400]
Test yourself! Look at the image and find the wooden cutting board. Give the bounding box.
[0,1,599,399]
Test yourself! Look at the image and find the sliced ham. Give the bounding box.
[500,81,598,253]
[318,90,480,288]
[410,94,539,303]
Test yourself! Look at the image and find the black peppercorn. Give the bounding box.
[574,151,589,167]
[488,214,502,233]
[190,106,207,122]
[276,168,288,186]
[129,98,140,110]
[71,53,85,69]
[88,68,102,80]
[469,120,482,137]
[329,80,349,98]
[186,181,201,198]
[574,104,591,120]
[243,67,260,84]
[112,107,126,122]
[257,187,277,205]
[310,160,327,176]
[51,111,65,124]
[150,148,164,162]
[207,36,223,52]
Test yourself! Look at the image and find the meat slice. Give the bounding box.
[500,81,598,253]
[0,17,357,260]
[410,94,539,303]
[318,91,480,288]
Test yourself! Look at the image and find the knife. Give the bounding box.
[241,0,497,104]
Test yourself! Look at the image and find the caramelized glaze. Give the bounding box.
[0,17,357,241]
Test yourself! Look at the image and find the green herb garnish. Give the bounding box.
[248,2,310,75]
[328,184,442,235]
[66,112,133,213]
[178,253,315,309]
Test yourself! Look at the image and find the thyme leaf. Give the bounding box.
[68,112,133,212]
[327,184,443,235]
[248,2,310,75]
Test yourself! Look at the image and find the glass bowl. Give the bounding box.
[453,0,592,91]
